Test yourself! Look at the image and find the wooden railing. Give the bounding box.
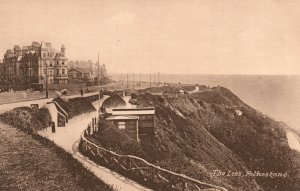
[79,119,229,191]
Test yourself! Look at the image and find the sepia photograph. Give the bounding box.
[0,0,299,190]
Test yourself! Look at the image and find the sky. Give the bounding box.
[0,0,300,74]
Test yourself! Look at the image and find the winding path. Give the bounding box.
[37,99,152,191]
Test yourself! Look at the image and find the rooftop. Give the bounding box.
[105,115,139,120]
[69,67,91,74]
[107,107,156,116]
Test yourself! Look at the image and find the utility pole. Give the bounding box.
[97,52,100,86]
[46,60,48,98]
[98,87,101,114]
[126,73,129,88]
[158,72,160,84]
[150,73,152,87]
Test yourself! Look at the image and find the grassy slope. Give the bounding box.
[0,123,113,191]
[130,87,299,191]
[0,98,113,191]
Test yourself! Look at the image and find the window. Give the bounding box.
[57,61,59,65]
[49,70,53,76]
[43,60,47,66]
[62,69,65,74]
[140,115,147,120]
[43,69,46,74]
[43,53,46,57]
[29,68,32,75]
[50,78,53,84]
[57,69,59,74]
[118,122,126,130]
[62,62,64,65]
[147,115,154,120]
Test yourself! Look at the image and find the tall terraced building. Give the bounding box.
[1,42,68,89]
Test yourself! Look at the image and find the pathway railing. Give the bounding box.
[79,119,228,191]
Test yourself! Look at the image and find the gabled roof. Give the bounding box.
[41,42,57,53]
[54,52,67,60]
[68,67,91,74]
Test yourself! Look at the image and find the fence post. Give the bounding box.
[92,119,95,133]
[88,124,91,135]
[94,117,97,131]
[51,122,55,133]
[90,122,92,134]
[97,118,100,131]
[93,117,97,133]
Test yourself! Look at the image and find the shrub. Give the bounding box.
[0,107,52,132]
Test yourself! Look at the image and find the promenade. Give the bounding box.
[37,99,152,191]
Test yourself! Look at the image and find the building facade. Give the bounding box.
[104,107,155,142]
[68,67,93,83]
[1,42,68,89]
[68,60,107,82]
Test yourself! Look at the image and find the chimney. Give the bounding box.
[61,45,65,57]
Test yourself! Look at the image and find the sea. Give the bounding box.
[112,74,300,131]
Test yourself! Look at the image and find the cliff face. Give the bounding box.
[133,87,299,191]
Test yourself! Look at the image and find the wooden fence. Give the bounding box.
[79,119,229,191]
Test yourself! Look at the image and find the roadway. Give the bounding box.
[0,92,99,114]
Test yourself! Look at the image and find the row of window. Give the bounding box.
[28,68,38,75]
[139,115,154,121]
[25,68,66,76]
[47,78,68,84]
[4,68,67,76]
[27,61,38,66]
[43,52,54,58]
[43,68,66,75]
[43,60,64,66]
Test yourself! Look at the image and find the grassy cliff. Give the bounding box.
[113,87,299,191]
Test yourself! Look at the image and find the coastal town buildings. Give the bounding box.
[68,60,107,83]
[0,42,68,89]
[68,67,93,83]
